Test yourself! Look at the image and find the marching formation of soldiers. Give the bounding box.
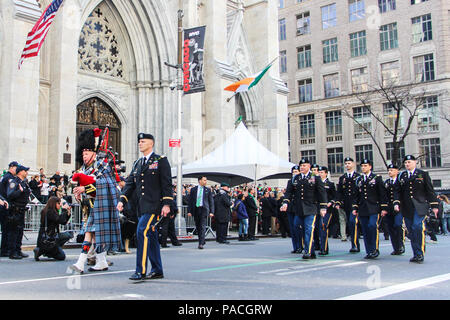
[282,155,439,264]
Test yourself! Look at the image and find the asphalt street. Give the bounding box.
[0,235,449,300]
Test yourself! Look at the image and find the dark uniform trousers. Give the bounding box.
[384,178,404,252]
[399,169,438,258]
[0,172,15,256]
[354,173,388,255]
[120,153,174,276]
[216,222,228,243]
[284,173,327,256]
[319,179,336,253]
[193,207,208,246]
[337,173,361,250]
[285,178,302,252]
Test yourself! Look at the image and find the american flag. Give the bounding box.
[18,0,64,69]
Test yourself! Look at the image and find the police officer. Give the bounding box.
[117,133,174,280]
[281,159,327,259]
[398,155,439,264]
[0,161,18,257]
[352,159,388,259]
[285,165,303,254]
[213,182,232,244]
[317,166,336,256]
[6,165,31,260]
[384,164,405,255]
[335,157,361,252]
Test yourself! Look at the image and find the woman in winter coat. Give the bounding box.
[234,194,249,241]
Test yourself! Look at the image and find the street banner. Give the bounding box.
[183,26,206,94]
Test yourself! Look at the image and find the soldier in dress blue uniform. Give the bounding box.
[384,164,405,255]
[335,157,361,253]
[317,166,336,256]
[6,165,31,260]
[0,161,18,257]
[281,159,327,259]
[398,155,439,264]
[352,159,388,259]
[117,133,174,280]
[285,165,303,254]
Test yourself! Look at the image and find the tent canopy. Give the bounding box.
[172,122,295,186]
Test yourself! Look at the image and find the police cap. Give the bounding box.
[8,161,19,168]
[16,165,30,174]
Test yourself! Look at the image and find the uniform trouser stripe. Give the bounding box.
[375,214,380,250]
[308,216,317,254]
[141,214,155,275]
[353,217,359,247]
[421,218,426,254]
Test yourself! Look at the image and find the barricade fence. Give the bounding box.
[25,203,83,233]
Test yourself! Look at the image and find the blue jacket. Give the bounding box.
[235,200,248,220]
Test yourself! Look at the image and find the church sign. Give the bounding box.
[183,26,206,95]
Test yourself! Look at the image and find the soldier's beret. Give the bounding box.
[387,164,398,169]
[360,159,372,166]
[220,182,230,187]
[16,165,30,174]
[291,165,300,172]
[403,155,416,162]
[299,158,310,165]
[319,166,329,172]
[312,164,320,169]
[344,157,354,162]
[138,133,154,141]
[8,161,19,167]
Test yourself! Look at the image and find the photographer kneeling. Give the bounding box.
[34,196,73,261]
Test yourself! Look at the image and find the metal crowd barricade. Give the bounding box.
[24,203,83,233]
[176,205,216,238]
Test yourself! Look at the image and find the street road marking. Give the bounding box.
[276,261,367,276]
[259,260,343,274]
[191,258,302,272]
[336,273,450,300]
[0,269,135,286]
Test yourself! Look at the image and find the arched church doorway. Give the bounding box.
[76,97,121,168]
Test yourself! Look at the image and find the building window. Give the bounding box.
[297,45,311,69]
[386,141,405,162]
[413,54,435,82]
[378,0,396,13]
[419,138,441,168]
[351,67,369,93]
[324,73,340,98]
[349,0,365,22]
[418,96,439,133]
[350,30,367,58]
[381,61,400,86]
[301,150,316,165]
[432,180,441,188]
[328,147,344,174]
[322,3,337,29]
[296,12,311,35]
[298,79,313,103]
[323,38,338,63]
[280,50,287,73]
[355,145,373,169]
[353,106,372,139]
[300,114,315,144]
[412,14,432,44]
[383,102,404,135]
[325,111,343,142]
[279,19,286,41]
[380,23,398,51]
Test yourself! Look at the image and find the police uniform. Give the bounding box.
[318,166,336,256]
[384,164,405,255]
[353,160,388,259]
[6,165,31,259]
[283,159,327,259]
[398,155,438,263]
[285,166,303,254]
[120,133,174,280]
[0,162,17,257]
[336,157,361,252]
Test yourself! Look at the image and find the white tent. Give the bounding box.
[172,122,295,186]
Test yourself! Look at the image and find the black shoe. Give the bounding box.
[198,245,204,249]
[129,273,145,281]
[172,243,182,246]
[160,244,169,248]
[318,251,328,256]
[302,253,316,260]
[33,248,40,261]
[391,250,403,256]
[145,272,164,280]
[371,250,379,258]
[19,251,29,258]
[9,254,22,260]
[220,241,230,244]
[364,254,375,259]
[349,248,360,253]
[410,255,424,264]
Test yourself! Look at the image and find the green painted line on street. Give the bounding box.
[191,252,350,273]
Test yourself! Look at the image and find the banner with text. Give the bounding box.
[183,26,206,94]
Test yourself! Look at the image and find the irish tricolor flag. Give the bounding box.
[224,58,277,94]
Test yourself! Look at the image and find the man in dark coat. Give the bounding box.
[244,188,259,240]
[213,183,232,244]
[384,164,404,255]
[398,155,439,263]
[188,176,215,249]
[0,161,17,257]
[260,191,275,235]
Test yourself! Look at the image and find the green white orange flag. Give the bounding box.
[224,58,277,94]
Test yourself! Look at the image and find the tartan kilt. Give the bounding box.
[85,163,122,251]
